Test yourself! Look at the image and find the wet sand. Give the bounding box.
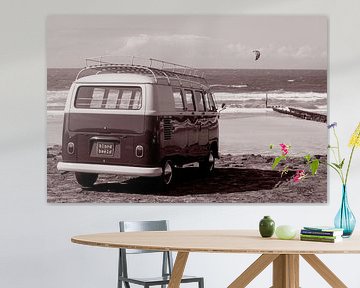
[47,146,327,203]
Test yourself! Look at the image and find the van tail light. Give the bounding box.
[135,145,144,158]
[67,142,75,154]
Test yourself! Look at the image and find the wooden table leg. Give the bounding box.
[301,254,347,288]
[228,254,279,288]
[272,254,299,288]
[168,252,189,288]
[288,255,299,288]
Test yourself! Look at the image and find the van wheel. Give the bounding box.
[161,160,174,186]
[75,172,98,188]
[199,151,215,175]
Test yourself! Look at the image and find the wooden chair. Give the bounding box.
[118,220,204,288]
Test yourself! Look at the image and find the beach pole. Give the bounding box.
[265,93,268,108]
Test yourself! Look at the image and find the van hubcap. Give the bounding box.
[163,161,173,185]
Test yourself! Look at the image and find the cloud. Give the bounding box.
[122,34,150,50]
[103,34,326,69]
[275,45,326,60]
[105,34,215,67]
[117,34,210,53]
[225,43,248,58]
[295,46,312,58]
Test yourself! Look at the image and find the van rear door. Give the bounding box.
[69,85,144,133]
[67,85,145,164]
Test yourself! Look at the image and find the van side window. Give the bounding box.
[172,88,185,111]
[184,90,195,111]
[194,91,205,112]
[206,92,217,111]
[75,86,142,110]
[203,92,211,111]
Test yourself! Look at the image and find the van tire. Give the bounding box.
[75,172,98,188]
[199,150,215,176]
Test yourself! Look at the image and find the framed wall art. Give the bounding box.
[47,15,327,203]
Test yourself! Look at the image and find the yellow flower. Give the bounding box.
[349,122,360,148]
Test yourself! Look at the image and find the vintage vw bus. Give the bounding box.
[57,58,220,188]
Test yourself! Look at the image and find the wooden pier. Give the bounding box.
[272,106,327,123]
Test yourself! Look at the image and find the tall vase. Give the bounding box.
[334,185,356,237]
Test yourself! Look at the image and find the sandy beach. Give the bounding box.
[47,145,326,203]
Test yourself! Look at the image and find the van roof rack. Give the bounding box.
[76,56,208,89]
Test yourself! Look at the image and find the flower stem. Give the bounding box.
[333,128,345,184]
[345,130,360,185]
[330,148,340,167]
[333,128,342,163]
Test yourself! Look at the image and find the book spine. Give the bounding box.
[300,234,338,240]
[301,230,336,236]
[300,236,337,243]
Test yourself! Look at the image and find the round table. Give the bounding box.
[72,230,360,288]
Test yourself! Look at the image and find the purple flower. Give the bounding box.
[327,122,337,129]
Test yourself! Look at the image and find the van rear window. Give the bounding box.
[75,86,142,110]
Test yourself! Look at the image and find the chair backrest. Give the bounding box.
[118,220,174,283]
[119,220,169,254]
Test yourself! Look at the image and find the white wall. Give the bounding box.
[1,0,360,287]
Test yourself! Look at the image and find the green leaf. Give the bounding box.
[332,162,343,169]
[339,158,345,169]
[332,162,339,169]
[310,159,320,175]
[304,154,311,163]
[327,163,341,173]
[269,144,274,150]
[272,156,285,169]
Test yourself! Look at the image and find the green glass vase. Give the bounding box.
[259,216,275,238]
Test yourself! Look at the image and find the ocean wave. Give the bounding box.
[211,84,248,88]
[47,110,64,115]
[213,91,327,102]
[221,107,273,114]
[47,90,68,102]
[47,90,327,112]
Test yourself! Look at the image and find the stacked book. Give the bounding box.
[300,226,344,243]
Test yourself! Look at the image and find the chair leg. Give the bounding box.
[199,278,204,288]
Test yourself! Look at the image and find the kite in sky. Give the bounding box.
[253,50,261,61]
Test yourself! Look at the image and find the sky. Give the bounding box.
[47,15,327,69]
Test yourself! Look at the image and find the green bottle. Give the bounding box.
[259,216,275,238]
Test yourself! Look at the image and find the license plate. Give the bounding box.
[97,142,114,156]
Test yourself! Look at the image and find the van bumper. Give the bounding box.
[57,162,162,177]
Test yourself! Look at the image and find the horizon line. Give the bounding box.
[47,67,327,71]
